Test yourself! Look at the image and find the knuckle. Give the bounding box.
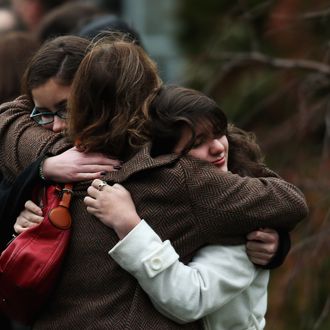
[249,233,257,240]
[267,244,276,253]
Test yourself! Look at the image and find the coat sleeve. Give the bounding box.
[109,220,260,324]
[0,96,71,181]
[179,157,308,243]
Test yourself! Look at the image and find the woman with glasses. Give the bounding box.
[22,35,81,133]
[0,35,120,248]
[30,101,68,132]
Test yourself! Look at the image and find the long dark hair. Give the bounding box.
[21,35,90,101]
[227,124,266,177]
[149,85,227,155]
[149,85,266,177]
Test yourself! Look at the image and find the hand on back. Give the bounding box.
[14,200,44,234]
[84,179,141,239]
[42,147,122,182]
[246,228,279,266]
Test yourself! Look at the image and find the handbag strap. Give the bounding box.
[48,183,73,230]
[59,183,73,209]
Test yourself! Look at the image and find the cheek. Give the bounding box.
[222,137,229,154]
[59,119,67,128]
[43,123,53,131]
[53,117,67,128]
[188,148,206,160]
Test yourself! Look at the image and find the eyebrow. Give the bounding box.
[55,100,67,109]
[194,133,204,140]
[34,106,48,112]
[34,99,67,112]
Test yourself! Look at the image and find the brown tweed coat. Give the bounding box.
[0,96,308,329]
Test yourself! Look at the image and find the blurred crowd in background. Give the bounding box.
[0,0,186,99]
[0,1,329,329]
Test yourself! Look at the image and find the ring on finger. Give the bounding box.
[97,181,108,191]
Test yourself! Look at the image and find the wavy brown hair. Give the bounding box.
[149,85,267,177]
[68,35,162,159]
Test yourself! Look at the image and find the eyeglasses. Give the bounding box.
[30,107,68,125]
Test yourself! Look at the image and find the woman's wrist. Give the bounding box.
[39,157,49,181]
[41,156,59,182]
[114,214,142,240]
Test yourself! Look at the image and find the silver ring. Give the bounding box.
[97,181,108,191]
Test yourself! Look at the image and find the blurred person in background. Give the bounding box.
[77,13,143,46]
[0,31,40,104]
[23,0,141,48]
[0,8,17,32]
[36,1,103,43]
[94,0,121,14]
[10,0,69,31]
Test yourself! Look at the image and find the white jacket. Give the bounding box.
[109,220,269,330]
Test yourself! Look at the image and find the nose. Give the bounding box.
[52,116,66,133]
[210,138,225,155]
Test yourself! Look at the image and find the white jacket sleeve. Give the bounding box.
[109,220,257,323]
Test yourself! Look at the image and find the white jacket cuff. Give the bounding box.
[109,220,179,278]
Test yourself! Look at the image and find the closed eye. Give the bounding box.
[192,135,206,148]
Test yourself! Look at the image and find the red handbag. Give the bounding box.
[0,183,73,325]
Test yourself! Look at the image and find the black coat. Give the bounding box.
[0,156,43,252]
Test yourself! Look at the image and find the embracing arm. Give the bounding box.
[0,96,121,183]
[247,229,290,269]
[109,221,260,323]
[42,147,122,183]
[6,152,121,242]
[0,96,70,181]
[84,181,268,323]
[180,157,308,242]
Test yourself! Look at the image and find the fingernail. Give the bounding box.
[114,166,122,170]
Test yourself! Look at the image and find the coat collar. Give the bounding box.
[105,144,180,183]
